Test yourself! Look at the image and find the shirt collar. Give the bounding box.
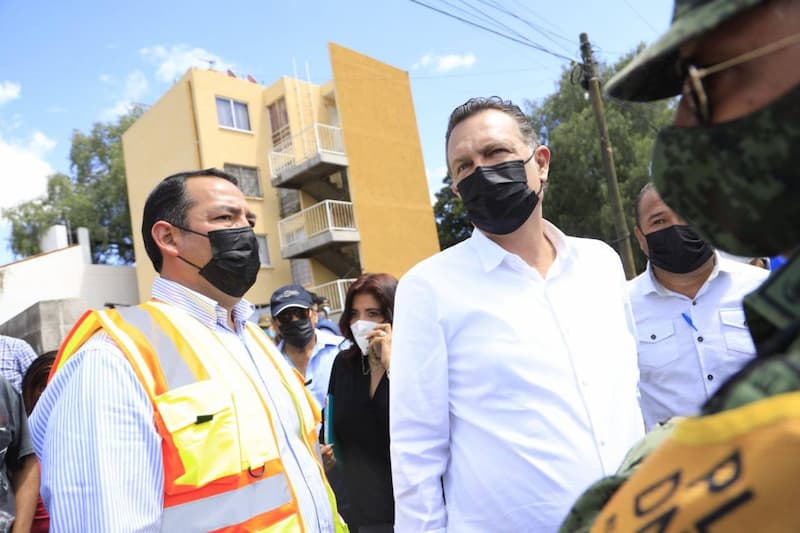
[469,219,574,273]
[151,276,255,330]
[642,250,726,296]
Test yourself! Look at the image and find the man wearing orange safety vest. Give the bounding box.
[30,168,348,532]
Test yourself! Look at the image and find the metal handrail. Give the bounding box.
[309,278,357,315]
[278,200,357,249]
[269,122,345,177]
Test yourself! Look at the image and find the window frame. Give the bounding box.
[255,234,271,268]
[223,163,262,198]
[215,96,251,132]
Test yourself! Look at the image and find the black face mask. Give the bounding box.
[175,225,261,297]
[456,153,540,235]
[280,318,315,348]
[645,224,714,274]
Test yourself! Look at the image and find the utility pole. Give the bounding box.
[579,32,637,280]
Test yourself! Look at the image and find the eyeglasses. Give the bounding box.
[681,31,800,125]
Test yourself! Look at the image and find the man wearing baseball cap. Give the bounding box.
[561,0,800,530]
[271,285,344,410]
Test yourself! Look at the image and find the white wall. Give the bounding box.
[0,246,140,325]
[82,264,140,310]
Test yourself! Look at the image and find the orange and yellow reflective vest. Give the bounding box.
[52,300,348,533]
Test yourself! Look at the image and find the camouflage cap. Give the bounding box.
[606,0,765,101]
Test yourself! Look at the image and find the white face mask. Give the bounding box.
[351,320,378,355]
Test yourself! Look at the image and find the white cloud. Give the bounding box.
[100,70,148,120]
[0,131,55,211]
[98,74,113,84]
[412,53,476,73]
[140,44,235,83]
[0,81,21,105]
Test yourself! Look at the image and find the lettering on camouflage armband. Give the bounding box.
[603,449,754,532]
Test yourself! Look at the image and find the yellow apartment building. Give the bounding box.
[122,42,439,316]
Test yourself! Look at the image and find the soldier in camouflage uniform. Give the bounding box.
[560,0,800,531]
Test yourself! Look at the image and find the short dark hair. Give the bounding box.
[22,351,57,415]
[445,96,538,177]
[634,182,658,228]
[141,168,238,272]
[338,273,398,360]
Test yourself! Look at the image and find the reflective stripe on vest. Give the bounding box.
[161,467,293,532]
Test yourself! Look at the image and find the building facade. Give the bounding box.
[122,43,439,314]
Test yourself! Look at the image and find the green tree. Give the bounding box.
[432,175,472,250]
[4,106,144,263]
[527,47,674,271]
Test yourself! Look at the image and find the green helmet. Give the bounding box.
[606,0,764,101]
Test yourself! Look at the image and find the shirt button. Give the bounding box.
[707,374,714,381]
[650,334,657,340]
[698,336,704,342]
[692,300,697,306]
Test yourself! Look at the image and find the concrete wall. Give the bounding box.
[0,243,138,333]
[329,43,439,278]
[0,299,86,355]
[0,246,85,325]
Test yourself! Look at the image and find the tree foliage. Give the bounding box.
[4,106,144,264]
[526,47,674,269]
[432,176,472,250]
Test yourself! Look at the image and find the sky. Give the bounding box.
[0,0,673,265]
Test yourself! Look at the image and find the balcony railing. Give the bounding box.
[309,278,357,316]
[269,123,346,178]
[278,200,359,258]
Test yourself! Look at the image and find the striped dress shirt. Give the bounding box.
[30,277,335,532]
[0,335,37,394]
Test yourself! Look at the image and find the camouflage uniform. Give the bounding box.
[560,0,800,530]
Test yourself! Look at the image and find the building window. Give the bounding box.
[224,164,262,197]
[256,234,271,267]
[216,97,251,131]
[268,98,291,150]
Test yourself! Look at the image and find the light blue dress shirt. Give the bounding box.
[279,328,343,410]
[30,277,335,532]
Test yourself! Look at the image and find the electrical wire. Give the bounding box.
[621,0,659,34]
[408,0,575,62]
[473,0,576,55]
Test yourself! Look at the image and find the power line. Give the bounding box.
[454,0,550,51]
[473,0,575,55]
[433,0,528,43]
[408,0,575,63]
[621,0,659,34]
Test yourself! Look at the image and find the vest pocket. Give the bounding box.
[155,380,241,488]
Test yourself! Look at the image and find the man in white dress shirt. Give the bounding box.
[389,97,645,533]
[630,183,768,429]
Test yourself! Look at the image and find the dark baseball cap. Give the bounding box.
[606,0,764,101]
[270,285,313,317]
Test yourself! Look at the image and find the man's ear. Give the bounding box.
[533,145,551,182]
[152,221,181,260]
[634,225,649,257]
